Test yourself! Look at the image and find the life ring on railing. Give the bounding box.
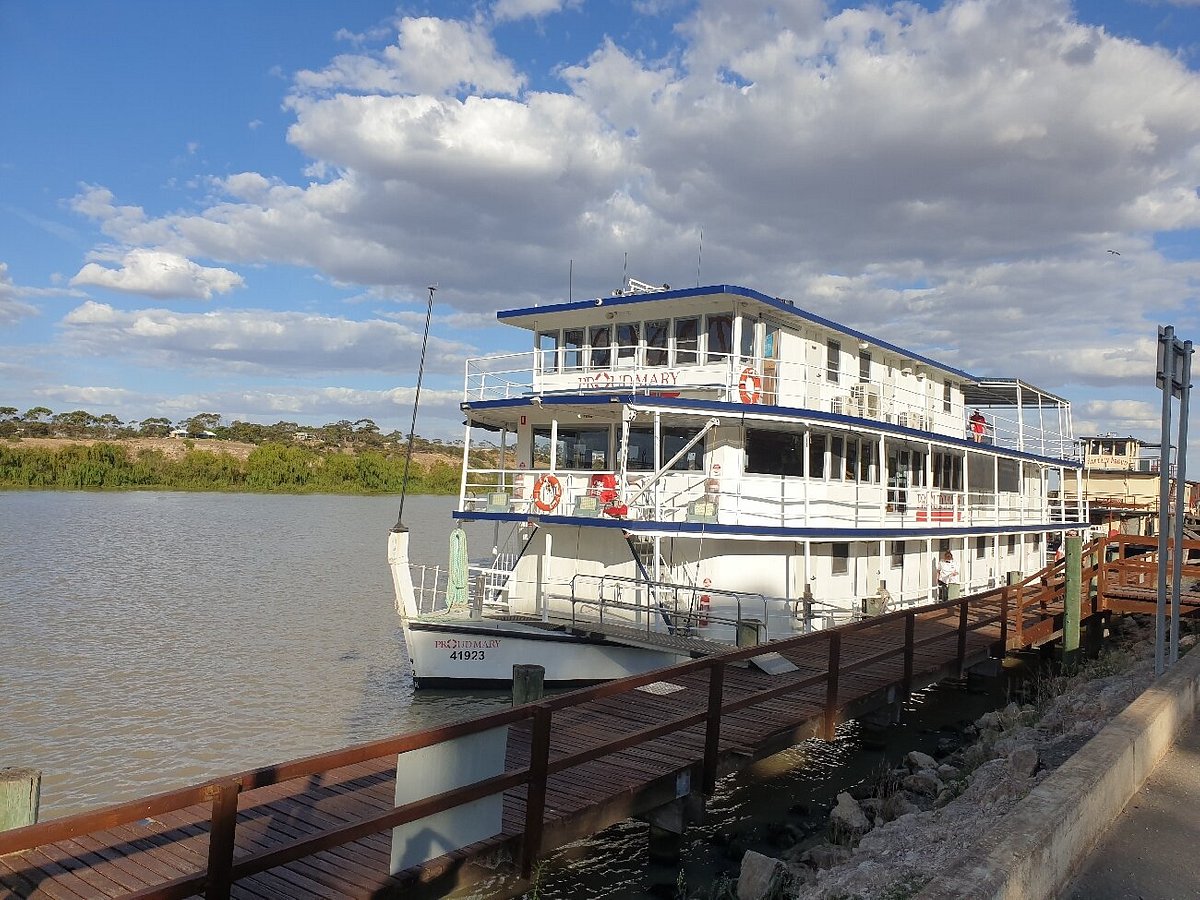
[738,367,762,404]
[532,474,563,512]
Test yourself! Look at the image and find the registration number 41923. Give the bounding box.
[449,650,485,661]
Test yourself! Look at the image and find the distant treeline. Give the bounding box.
[0,442,462,495]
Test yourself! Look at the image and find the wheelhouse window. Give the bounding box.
[832,543,849,575]
[740,318,757,360]
[616,322,639,364]
[562,328,584,371]
[645,319,669,366]
[674,317,699,365]
[589,325,611,369]
[745,428,804,476]
[626,427,705,471]
[706,314,733,363]
[858,349,871,383]
[943,381,953,412]
[826,339,842,383]
[534,426,610,470]
[538,331,559,373]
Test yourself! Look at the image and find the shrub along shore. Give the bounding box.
[0,439,462,495]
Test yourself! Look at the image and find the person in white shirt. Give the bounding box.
[936,550,958,601]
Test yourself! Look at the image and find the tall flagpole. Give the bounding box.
[394,283,437,531]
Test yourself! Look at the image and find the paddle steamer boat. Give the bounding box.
[388,280,1088,686]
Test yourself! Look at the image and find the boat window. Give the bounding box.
[997,458,1020,492]
[891,541,905,568]
[830,435,845,481]
[764,323,780,360]
[616,322,639,364]
[626,427,705,471]
[845,438,858,481]
[943,381,952,412]
[809,433,826,478]
[976,538,987,559]
[563,329,584,371]
[910,450,926,486]
[739,318,757,360]
[745,429,804,476]
[859,438,878,482]
[706,314,733,363]
[968,453,995,492]
[674,317,699,366]
[832,542,849,575]
[538,331,559,373]
[589,325,612,369]
[859,349,871,383]
[1007,534,1017,554]
[826,339,841,383]
[645,319,669,366]
[1113,440,1127,457]
[932,451,963,491]
[534,426,610,470]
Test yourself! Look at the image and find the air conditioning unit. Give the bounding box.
[850,383,881,418]
[897,412,926,431]
[831,396,847,415]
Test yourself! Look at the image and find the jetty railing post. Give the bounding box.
[956,600,969,676]
[823,631,841,741]
[902,612,915,698]
[702,661,725,794]
[999,586,1010,653]
[521,705,552,878]
[204,780,241,900]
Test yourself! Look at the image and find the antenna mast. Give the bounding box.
[394,283,437,531]
[696,228,703,287]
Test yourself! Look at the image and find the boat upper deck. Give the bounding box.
[463,284,1075,460]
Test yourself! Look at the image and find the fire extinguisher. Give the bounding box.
[698,594,711,628]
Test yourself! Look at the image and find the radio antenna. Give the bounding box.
[569,259,573,302]
[394,282,437,531]
[696,227,703,287]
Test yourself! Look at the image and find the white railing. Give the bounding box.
[459,468,1085,530]
[462,349,1074,458]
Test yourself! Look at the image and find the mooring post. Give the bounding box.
[1064,531,1082,666]
[902,611,915,698]
[955,599,969,676]
[513,664,545,706]
[0,768,41,833]
[521,705,552,878]
[801,585,814,633]
[701,661,725,795]
[823,631,841,741]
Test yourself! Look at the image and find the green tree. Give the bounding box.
[187,412,222,435]
[139,417,173,437]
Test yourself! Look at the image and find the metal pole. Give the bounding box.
[394,284,438,530]
[1169,341,1192,665]
[1155,327,1175,676]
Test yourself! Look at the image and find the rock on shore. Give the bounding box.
[731,616,1194,900]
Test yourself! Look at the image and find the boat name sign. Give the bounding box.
[577,369,682,390]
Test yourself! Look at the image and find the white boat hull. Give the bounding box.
[403,619,686,687]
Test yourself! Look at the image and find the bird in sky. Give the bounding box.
[1107,249,1121,255]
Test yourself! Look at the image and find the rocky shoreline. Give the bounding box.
[729,615,1197,900]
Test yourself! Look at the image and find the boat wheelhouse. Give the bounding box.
[389,281,1088,686]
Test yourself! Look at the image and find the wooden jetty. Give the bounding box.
[3,535,1200,899]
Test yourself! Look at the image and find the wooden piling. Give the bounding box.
[512,664,545,706]
[1064,532,1082,665]
[0,768,41,832]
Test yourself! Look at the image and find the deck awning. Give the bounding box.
[961,378,1070,409]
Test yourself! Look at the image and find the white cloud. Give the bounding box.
[59,302,472,376]
[0,263,39,325]
[293,16,524,97]
[70,248,245,300]
[493,0,568,23]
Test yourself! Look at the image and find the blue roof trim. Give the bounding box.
[461,393,1081,468]
[452,510,1086,539]
[496,283,976,382]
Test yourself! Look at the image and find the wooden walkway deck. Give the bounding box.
[4,536,1200,899]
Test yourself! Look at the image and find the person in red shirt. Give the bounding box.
[969,409,986,443]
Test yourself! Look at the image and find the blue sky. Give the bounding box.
[2,0,1199,467]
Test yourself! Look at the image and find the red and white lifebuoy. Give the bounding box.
[738,367,762,404]
[532,474,563,512]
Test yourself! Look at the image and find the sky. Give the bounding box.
[2,0,1200,467]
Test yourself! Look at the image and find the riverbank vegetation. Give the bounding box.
[0,406,482,494]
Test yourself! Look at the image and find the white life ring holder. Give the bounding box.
[738,367,762,404]
[533,474,563,512]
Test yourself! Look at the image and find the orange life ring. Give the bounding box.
[738,367,762,404]
[532,474,563,512]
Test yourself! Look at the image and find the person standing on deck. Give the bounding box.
[936,550,959,601]
[969,409,987,443]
